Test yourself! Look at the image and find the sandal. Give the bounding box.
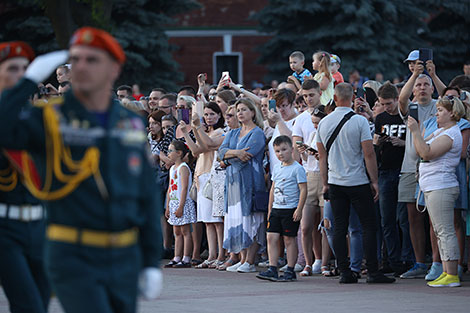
[191,259,203,266]
[321,266,330,276]
[323,267,340,277]
[217,259,237,271]
[163,260,178,268]
[300,265,313,276]
[173,261,192,268]
[195,259,216,269]
[210,260,225,269]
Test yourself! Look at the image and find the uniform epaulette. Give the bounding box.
[33,96,64,108]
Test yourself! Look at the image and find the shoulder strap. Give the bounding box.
[326,111,355,154]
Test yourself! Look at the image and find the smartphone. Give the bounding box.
[419,48,433,62]
[221,71,230,82]
[306,146,318,153]
[355,87,365,99]
[409,104,419,122]
[268,99,277,112]
[379,132,389,138]
[177,108,190,124]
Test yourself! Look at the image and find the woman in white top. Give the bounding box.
[408,96,466,288]
[181,102,226,268]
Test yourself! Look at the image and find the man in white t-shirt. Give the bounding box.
[267,89,299,174]
[292,79,323,275]
[397,69,437,279]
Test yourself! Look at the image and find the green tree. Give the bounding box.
[0,0,200,92]
[421,1,470,84]
[254,0,445,83]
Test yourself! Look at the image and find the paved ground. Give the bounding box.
[1,265,469,313]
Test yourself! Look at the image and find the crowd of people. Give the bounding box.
[119,50,470,287]
[1,25,470,313]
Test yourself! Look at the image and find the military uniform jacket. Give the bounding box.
[0,78,162,268]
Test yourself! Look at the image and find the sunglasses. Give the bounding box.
[446,93,467,102]
[312,107,326,118]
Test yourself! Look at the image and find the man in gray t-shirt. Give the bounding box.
[316,83,395,284]
[397,69,437,278]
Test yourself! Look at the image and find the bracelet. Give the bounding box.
[223,160,231,166]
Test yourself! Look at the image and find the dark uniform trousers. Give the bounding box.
[0,218,50,313]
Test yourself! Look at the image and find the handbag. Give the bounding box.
[252,190,269,213]
[189,181,197,201]
[202,178,213,200]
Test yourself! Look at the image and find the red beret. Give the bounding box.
[69,27,125,64]
[0,41,35,64]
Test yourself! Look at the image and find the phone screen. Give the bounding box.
[419,48,433,62]
[409,104,419,122]
[269,99,277,112]
[177,109,190,124]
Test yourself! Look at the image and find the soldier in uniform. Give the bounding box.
[0,41,51,313]
[0,27,163,313]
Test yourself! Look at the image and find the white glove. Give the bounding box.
[138,267,163,300]
[24,50,69,84]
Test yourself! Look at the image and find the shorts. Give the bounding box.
[267,208,299,237]
[305,171,324,211]
[398,172,417,203]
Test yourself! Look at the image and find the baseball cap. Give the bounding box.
[330,54,341,64]
[403,50,419,63]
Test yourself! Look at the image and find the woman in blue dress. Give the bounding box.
[218,98,267,273]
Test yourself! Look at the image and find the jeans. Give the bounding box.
[378,169,402,267]
[322,201,363,272]
[329,183,378,273]
[397,202,415,262]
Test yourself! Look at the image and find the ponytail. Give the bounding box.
[314,51,332,81]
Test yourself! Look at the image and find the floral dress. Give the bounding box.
[167,163,197,226]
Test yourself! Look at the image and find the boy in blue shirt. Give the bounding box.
[257,136,307,282]
[288,51,312,91]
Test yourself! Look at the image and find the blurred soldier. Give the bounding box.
[0,41,51,313]
[0,27,163,313]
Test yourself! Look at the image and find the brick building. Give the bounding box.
[166,0,272,88]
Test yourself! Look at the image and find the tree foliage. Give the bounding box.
[0,0,200,92]
[254,0,468,84]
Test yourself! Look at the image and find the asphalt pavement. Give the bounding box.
[1,263,469,313]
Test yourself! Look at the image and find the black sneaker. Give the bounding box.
[367,271,396,283]
[339,271,358,284]
[278,270,296,282]
[256,268,278,282]
[391,264,408,277]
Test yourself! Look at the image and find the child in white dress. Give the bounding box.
[164,140,196,268]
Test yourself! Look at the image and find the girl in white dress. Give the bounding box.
[164,141,196,268]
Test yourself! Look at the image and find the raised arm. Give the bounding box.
[399,61,424,115]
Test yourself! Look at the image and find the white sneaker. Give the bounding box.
[312,260,322,274]
[279,263,303,272]
[257,260,269,267]
[226,261,242,272]
[237,262,256,273]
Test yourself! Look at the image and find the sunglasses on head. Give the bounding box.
[312,107,326,118]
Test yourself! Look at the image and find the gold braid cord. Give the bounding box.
[0,164,18,192]
[21,98,107,201]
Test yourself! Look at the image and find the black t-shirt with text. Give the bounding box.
[374,111,406,170]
